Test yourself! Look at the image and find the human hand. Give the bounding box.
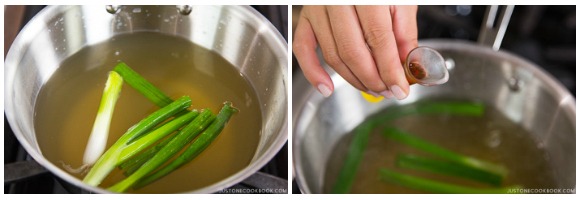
[293,5,418,100]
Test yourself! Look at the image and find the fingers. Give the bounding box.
[293,10,335,97]
[294,6,418,100]
[356,5,410,100]
[327,6,388,93]
[391,6,419,62]
[301,6,368,93]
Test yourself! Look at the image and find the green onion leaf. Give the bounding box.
[133,102,239,189]
[331,122,372,193]
[119,111,199,162]
[396,154,503,186]
[379,168,521,194]
[108,109,216,192]
[113,62,173,107]
[82,96,192,186]
[119,133,177,176]
[382,127,508,178]
[331,101,486,193]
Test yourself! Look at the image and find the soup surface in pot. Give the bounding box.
[323,100,557,193]
[34,32,262,193]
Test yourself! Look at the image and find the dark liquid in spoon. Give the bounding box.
[409,62,427,80]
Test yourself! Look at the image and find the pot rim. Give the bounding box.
[291,39,575,194]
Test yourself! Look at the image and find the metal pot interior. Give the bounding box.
[292,40,575,193]
[5,5,287,193]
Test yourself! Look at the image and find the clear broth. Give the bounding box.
[34,32,262,193]
[323,101,557,193]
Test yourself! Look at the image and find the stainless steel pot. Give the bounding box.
[293,6,575,193]
[292,39,575,193]
[5,5,287,193]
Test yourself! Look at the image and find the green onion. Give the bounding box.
[382,127,508,178]
[119,133,177,176]
[113,62,173,107]
[378,168,521,194]
[134,102,239,189]
[108,109,216,192]
[331,122,372,193]
[366,101,485,126]
[120,96,192,144]
[82,96,192,186]
[118,111,199,162]
[396,154,502,186]
[83,62,241,192]
[83,71,124,165]
[331,101,486,193]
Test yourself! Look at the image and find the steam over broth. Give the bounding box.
[34,32,262,193]
[323,101,557,193]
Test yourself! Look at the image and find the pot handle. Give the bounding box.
[4,160,49,185]
[477,5,515,51]
[105,5,192,15]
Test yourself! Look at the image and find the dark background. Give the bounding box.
[416,5,575,96]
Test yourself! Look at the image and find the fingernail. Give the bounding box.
[390,85,407,100]
[317,84,332,97]
[380,90,393,99]
[366,90,380,97]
